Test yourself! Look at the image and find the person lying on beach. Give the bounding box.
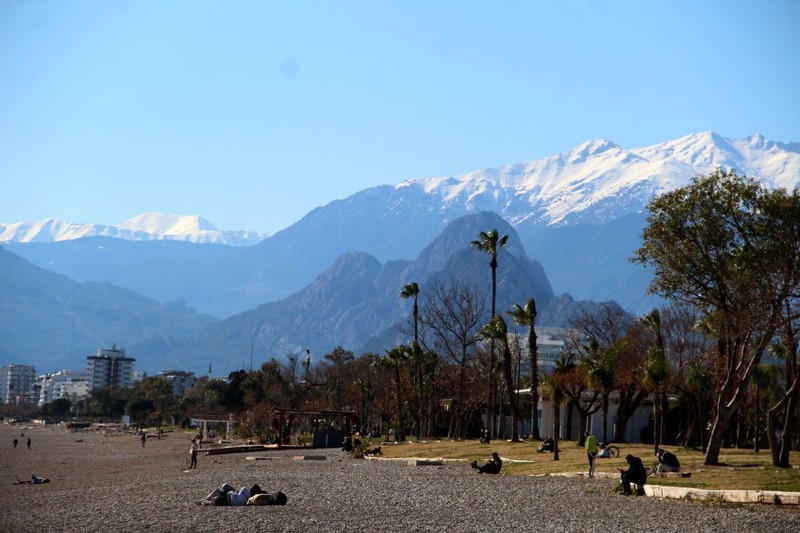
[195,483,287,506]
[15,474,50,485]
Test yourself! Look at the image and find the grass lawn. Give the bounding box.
[367,437,800,492]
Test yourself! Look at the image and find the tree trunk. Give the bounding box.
[501,343,520,442]
[488,341,496,439]
[704,397,734,465]
[753,394,760,453]
[553,400,561,461]
[653,388,661,454]
[768,374,800,467]
[614,389,647,443]
[565,400,574,441]
[394,367,405,442]
[530,328,540,440]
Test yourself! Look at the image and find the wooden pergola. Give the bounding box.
[273,408,357,449]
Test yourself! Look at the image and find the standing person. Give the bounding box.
[13,438,18,449]
[585,431,598,478]
[189,438,198,469]
[141,433,146,448]
[26,437,31,449]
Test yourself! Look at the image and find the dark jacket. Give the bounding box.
[659,450,680,468]
[622,456,647,484]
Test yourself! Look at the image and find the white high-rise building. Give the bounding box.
[87,344,136,390]
[37,370,89,407]
[0,364,37,404]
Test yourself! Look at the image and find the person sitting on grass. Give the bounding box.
[598,443,612,458]
[537,436,554,453]
[471,451,503,474]
[655,448,680,473]
[617,454,647,496]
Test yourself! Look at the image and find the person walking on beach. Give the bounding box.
[585,431,598,478]
[141,433,146,448]
[13,438,18,449]
[27,437,31,449]
[189,438,198,469]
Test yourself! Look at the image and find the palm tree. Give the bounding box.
[481,315,520,442]
[400,282,420,347]
[545,355,571,461]
[585,342,618,445]
[400,282,424,439]
[471,229,508,438]
[642,309,669,453]
[508,298,540,440]
[382,345,411,441]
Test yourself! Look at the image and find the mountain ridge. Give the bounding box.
[0,212,268,246]
[4,131,798,319]
[3,132,797,248]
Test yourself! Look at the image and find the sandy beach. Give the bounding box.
[1,422,798,532]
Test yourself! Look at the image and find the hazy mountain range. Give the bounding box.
[2,131,798,375]
[0,212,268,246]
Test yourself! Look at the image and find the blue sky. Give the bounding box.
[2,1,798,234]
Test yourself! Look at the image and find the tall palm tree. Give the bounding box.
[471,229,508,438]
[642,309,668,453]
[481,316,520,442]
[381,346,411,442]
[508,298,540,440]
[585,342,619,445]
[400,282,420,347]
[400,282,423,439]
[545,355,571,461]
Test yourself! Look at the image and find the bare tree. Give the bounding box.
[419,280,487,439]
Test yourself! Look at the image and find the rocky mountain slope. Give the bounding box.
[5,132,797,319]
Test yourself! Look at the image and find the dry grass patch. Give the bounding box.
[370,438,800,491]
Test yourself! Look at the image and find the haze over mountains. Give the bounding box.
[2,131,798,375]
[0,212,268,246]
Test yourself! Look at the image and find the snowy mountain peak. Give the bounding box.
[4,132,797,246]
[390,131,799,228]
[569,138,623,161]
[118,213,218,235]
[0,212,268,246]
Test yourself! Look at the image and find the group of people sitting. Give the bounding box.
[342,436,382,456]
[195,483,288,506]
[617,448,681,495]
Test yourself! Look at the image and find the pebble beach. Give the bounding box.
[1,423,798,532]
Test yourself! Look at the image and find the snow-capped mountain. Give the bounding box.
[3,131,798,318]
[396,131,799,231]
[0,212,268,246]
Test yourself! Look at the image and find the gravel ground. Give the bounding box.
[1,423,798,532]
